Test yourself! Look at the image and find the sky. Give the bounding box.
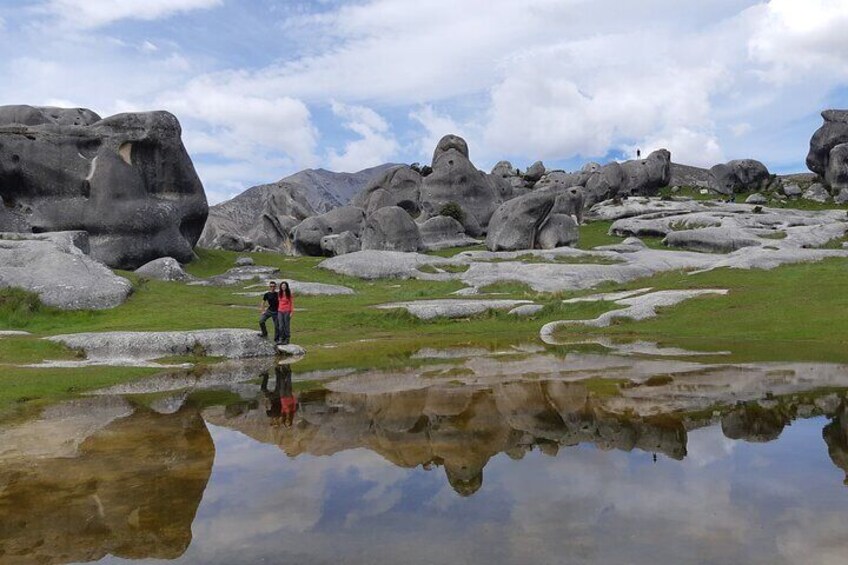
[1,0,847,205]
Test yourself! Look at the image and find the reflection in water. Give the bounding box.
[4,349,848,564]
[0,406,214,564]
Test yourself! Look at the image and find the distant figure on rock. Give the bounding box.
[277,281,294,345]
[636,148,641,159]
[258,281,281,342]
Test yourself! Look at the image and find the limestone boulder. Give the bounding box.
[536,214,579,249]
[745,193,768,205]
[0,106,208,269]
[708,159,770,195]
[807,109,848,179]
[361,206,421,252]
[835,188,848,205]
[0,231,132,309]
[621,149,671,196]
[783,183,803,198]
[421,134,498,236]
[663,227,762,253]
[485,186,582,251]
[418,215,481,251]
[826,143,848,191]
[352,165,422,215]
[803,182,830,203]
[320,231,361,256]
[524,161,545,183]
[135,257,192,281]
[584,161,626,208]
[292,206,366,256]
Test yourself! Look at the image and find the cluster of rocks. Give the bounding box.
[200,135,676,256]
[807,109,848,203]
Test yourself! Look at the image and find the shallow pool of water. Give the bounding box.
[3,346,848,564]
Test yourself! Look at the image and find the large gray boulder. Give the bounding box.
[292,206,366,256]
[0,231,132,309]
[524,161,545,182]
[708,159,771,195]
[320,231,361,256]
[826,143,848,191]
[536,214,579,249]
[134,257,192,281]
[807,109,848,182]
[418,215,480,251]
[621,149,671,196]
[352,165,422,215]
[0,106,208,269]
[803,182,830,203]
[421,134,498,237]
[361,206,421,252]
[485,186,583,251]
[584,161,626,208]
[662,227,762,253]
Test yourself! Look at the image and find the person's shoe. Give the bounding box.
[257,333,267,339]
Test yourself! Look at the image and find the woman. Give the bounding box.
[277,281,294,345]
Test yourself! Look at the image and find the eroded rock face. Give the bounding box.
[485,186,583,251]
[421,134,498,236]
[0,231,132,309]
[320,231,361,256]
[807,109,848,186]
[361,206,421,252]
[134,256,192,281]
[292,206,366,256]
[352,165,422,215]
[708,159,771,195]
[0,106,208,269]
[621,149,671,196]
[584,161,626,208]
[826,143,848,191]
[418,215,480,251]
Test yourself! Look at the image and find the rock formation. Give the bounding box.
[807,109,848,191]
[621,149,672,196]
[352,164,422,215]
[708,159,772,195]
[292,205,366,256]
[485,186,583,251]
[0,105,208,269]
[360,206,422,252]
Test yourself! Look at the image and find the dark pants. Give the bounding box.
[259,309,281,341]
[277,312,291,344]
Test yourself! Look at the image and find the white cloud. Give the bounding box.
[327,102,398,172]
[42,0,223,28]
[409,105,472,164]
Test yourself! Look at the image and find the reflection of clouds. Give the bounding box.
[169,417,848,564]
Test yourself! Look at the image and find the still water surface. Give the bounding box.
[2,347,848,564]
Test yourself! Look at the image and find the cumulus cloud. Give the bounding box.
[327,102,399,172]
[42,0,223,28]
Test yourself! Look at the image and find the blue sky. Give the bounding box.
[1,0,847,204]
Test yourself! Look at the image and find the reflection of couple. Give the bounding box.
[261,365,297,427]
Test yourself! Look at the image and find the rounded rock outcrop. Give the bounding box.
[708,159,771,195]
[0,106,208,269]
[360,206,421,252]
[352,165,423,216]
[621,149,671,196]
[292,206,366,256]
[807,109,848,183]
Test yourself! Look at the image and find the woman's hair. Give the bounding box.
[279,281,291,298]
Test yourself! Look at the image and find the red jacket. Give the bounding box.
[278,293,294,313]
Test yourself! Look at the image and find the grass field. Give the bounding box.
[2,216,848,418]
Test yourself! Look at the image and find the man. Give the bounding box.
[258,281,280,341]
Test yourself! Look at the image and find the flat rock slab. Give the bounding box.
[508,304,544,316]
[277,344,306,357]
[189,265,280,286]
[243,279,354,296]
[0,330,31,338]
[47,329,277,362]
[320,250,446,279]
[0,232,132,310]
[377,299,533,320]
[544,289,728,333]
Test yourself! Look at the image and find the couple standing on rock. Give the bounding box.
[258,280,294,345]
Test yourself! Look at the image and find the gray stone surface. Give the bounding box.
[745,193,768,205]
[826,143,848,191]
[507,304,544,316]
[708,159,770,195]
[134,257,192,281]
[524,161,545,182]
[421,134,498,236]
[0,231,131,309]
[320,231,361,256]
[377,299,533,320]
[293,206,366,256]
[620,149,671,195]
[803,183,830,202]
[486,186,583,251]
[235,256,254,267]
[352,165,422,215]
[584,161,626,207]
[783,183,802,198]
[361,206,421,252]
[835,188,848,205]
[277,343,306,357]
[418,216,481,251]
[807,109,848,180]
[190,265,280,286]
[663,227,763,253]
[47,329,277,361]
[320,250,446,279]
[0,106,208,269]
[536,214,579,249]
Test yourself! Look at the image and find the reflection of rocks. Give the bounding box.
[205,379,689,496]
[0,406,214,564]
[721,403,791,442]
[824,402,848,485]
